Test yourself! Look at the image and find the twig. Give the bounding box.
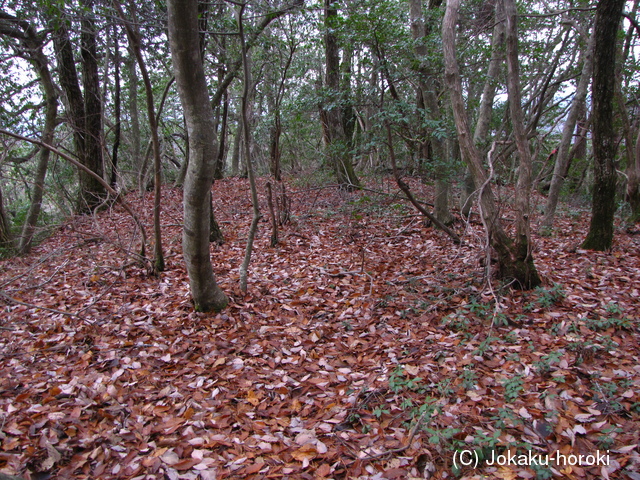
[0,291,89,323]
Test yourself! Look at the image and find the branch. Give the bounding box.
[0,128,148,259]
[521,6,596,18]
[210,0,304,107]
[385,122,462,245]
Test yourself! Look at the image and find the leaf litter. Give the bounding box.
[0,177,639,479]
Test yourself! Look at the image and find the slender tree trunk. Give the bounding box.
[583,0,624,250]
[269,112,282,181]
[502,0,541,288]
[0,180,11,248]
[0,16,60,254]
[174,117,189,187]
[541,29,595,230]
[128,56,141,188]
[408,0,452,225]
[19,58,57,254]
[231,115,242,176]
[110,28,122,188]
[214,91,229,180]
[443,0,540,289]
[167,0,228,311]
[238,5,262,294]
[113,0,165,272]
[269,40,295,182]
[209,193,224,244]
[462,2,504,216]
[629,130,640,223]
[622,3,640,223]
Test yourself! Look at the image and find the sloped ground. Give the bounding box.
[0,177,639,480]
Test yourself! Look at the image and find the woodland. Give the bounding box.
[0,0,639,479]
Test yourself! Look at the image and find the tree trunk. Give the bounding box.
[110,27,121,188]
[209,193,224,244]
[541,28,595,230]
[408,0,453,225]
[269,112,282,181]
[502,0,541,288]
[214,91,229,180]
[231,116,242,176]
[321,0,360,190]
[167,0,228,312]
[629,131,640,223]
[128,56,142,188]
[113,0,165,272]
[462,2,504,217]
[443,0,541,289]
[0,184,10,248]
[0,15,60,254]
[78,0,106,213]
[582,0,624,250]
[237,5,262,294]
[19,53,57,254]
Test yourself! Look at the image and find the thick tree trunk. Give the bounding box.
[541,29,595,230]
[582,0,624,250]
[443,0,541,289]
[51,4,106,213]
[78,0,106,212]
[322,0,360,189]
[167,0,228,312]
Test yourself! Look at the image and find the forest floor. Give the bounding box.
[0,176,639,480]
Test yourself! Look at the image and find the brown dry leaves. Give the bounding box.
[0,177,639,479]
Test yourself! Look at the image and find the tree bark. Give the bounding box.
[237,4,262,294]
[502,0,541,288]
[443,0,541,289]
[582,0,624,250]
[128,56,142,189]
[79,0,106,212]
[113,0,165,272]
[321,0,360,190]
[110,27,121,188]
[0,12,59,254]
[167,0,228,312]
[408,0,453,225]
[541,28,595,230]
